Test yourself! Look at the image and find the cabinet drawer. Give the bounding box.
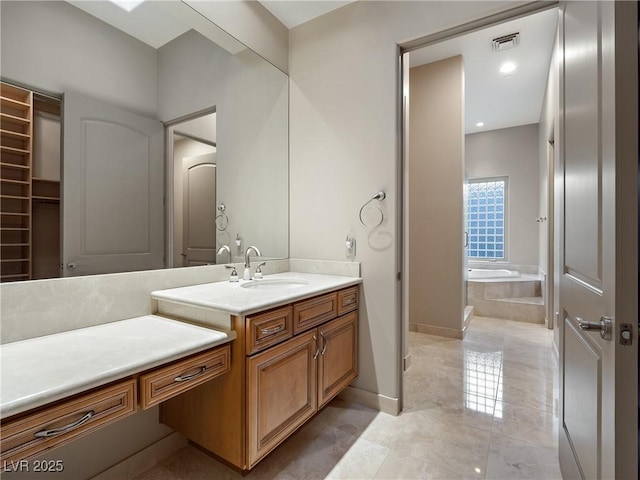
[292,292,338,334]
[140,344,230,410]
[246,306,293,355]
[337,286,359,315]
[1,379,136,463]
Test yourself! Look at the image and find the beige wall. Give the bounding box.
[408,57,465,335]
[289,0,523,403]
[466,124,541,266]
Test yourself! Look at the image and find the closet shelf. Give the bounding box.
[0,178,29,185]
[32,195,59,202]
[0,162,30,170]
[1,212,29,217]
[1,243,30,247]
[1,227,29,231]
[1,96,31,111]
[1,129,30,141]
[1,145,30,155]
[0,194,29,200]
[0,113,31,126]
[0,258,29,263]
[32,177,60,184]
[0,274,30,280]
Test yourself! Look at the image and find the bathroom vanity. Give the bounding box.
[152,272,361,471]
[0,316,235,464]
[0,271,360,472]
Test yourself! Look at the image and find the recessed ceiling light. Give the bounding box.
[476,122,484,127]
[109,0,144,12]
[500,62,517,75]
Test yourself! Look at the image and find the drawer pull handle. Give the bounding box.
[261,325,284,335]
[320,332,327,355]
[174,366,207,382]
[343,297,355,306]
[313,336,320,360]
[34,410,95,438]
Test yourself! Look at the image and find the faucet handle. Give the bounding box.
[225,265,238,282]
[255,262,266,279]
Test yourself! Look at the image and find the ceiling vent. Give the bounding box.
[491,32,520,52]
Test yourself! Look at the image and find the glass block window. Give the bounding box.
[467,177,507,259]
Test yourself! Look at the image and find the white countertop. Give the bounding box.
[0,315,236,419]
[151,272,362,316]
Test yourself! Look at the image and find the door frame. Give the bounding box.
[397,1,560,408]
[164,106,216,268]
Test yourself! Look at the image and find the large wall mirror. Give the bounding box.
[0,0,289,281]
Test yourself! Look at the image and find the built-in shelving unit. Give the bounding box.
[1,82,62,282]
[1,82,33,282]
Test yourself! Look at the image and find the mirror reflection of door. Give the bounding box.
[182,153,216,266]
[170,111,217,267]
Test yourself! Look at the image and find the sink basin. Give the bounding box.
[241,278,310,290]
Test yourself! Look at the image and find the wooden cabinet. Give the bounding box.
[161,285,360,472]
[1,379,136,463]
[140,344,230,410]
[1,344,230,463]
[247,330,317,467]
[317,311,358,408]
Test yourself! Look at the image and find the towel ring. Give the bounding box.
[359,191,385,229]
[215,204,229,231]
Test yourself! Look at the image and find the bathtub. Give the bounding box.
[467,268,519,280]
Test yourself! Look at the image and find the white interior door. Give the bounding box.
[558,2,637,479]
[62,92,164,276]
[182,153,216,266]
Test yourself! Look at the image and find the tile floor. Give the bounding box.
[136,316,561,479]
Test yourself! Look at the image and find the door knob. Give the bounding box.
[577,316,612,340]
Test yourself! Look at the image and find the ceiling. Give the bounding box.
[259,1,557,134]
[258,0,355,29]
[410,7,559,134]
[70,1,557,135]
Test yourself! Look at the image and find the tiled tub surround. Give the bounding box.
[467,265,545,324]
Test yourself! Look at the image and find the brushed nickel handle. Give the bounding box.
[343,297,356,306]
[34,410,95,438]
[577,316,612,340]
[313,335,320,360]
[320,332,327,355]
[174,366,207,382]
[261,325,284,335]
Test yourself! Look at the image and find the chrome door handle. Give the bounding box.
[577,316,612,340]
[464,231,469,248]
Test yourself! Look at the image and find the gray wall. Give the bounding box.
[0,1,158,117]
[466,124,541,267]
[158,29,289,260]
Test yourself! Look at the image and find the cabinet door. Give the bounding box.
[247,330,317,467]
[317,311,358,408]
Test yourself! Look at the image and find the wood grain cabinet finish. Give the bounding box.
[1,379,136,463]
[139,344,230,410]
[337,286,359,316]
[247,330,317,467]
[292,292,338,334]
[317,311,359,408]
[246,306,293,355]
[160,285,360,472]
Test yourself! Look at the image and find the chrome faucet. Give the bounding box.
[243,246,262,280]
[216,245,231,263]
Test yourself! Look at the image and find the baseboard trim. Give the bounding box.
[409,322,464,339]
[90,432,187,480]
[340,386,400,416]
